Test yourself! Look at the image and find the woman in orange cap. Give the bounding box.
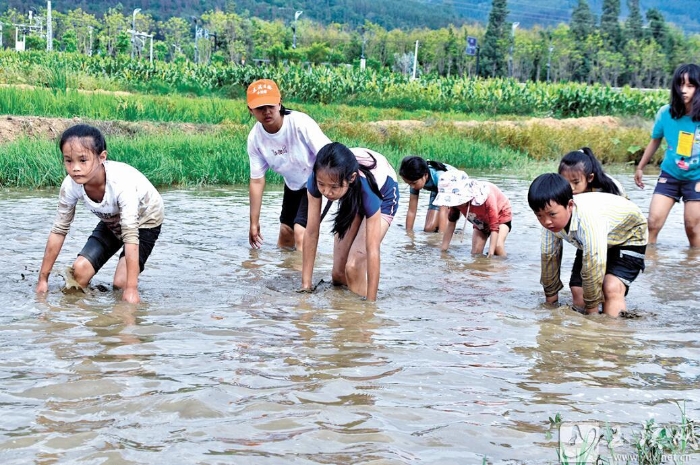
[246,79,331,252]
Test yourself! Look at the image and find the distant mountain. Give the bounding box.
[2,0,697,34]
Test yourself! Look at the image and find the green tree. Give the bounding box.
[569,0,596,82]
[62,29,77,52]
[480,0,508,78]
[600,0,622,51]
[646,9,672,56]
[624,0,644,42]
[160,17,190,61]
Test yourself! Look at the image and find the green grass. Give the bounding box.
[0,126,526,188]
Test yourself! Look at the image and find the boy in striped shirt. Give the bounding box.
[528,173,648,317]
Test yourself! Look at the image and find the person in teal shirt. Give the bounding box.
[635,63,700,247]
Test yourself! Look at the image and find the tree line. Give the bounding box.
[0,0,698,89]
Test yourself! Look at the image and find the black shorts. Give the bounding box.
[279,185,308,229]
[78,222,161,273]
[569,244,646,294]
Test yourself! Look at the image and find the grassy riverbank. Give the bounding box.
[0,80,660,188]
[0,127,530,188]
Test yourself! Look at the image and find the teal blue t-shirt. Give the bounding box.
[653,104,700,181]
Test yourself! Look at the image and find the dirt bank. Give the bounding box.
[0,115,624,144]
[0,115,218,144]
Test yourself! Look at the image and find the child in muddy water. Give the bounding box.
[528,173,647,317]
[36,124,164,304]
[398,155,455,232]
[558,147,626,311]
[300,142,400,302]
[432,170,512,257]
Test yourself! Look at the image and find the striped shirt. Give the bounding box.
[540,192,648,308]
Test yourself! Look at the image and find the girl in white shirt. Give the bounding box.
[246,79,331,252]
[36,124,164,304]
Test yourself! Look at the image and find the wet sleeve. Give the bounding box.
[247,131,269,180]
[540,228,564,297]
[579,216,607,308]
[50,178,79,236]
[117,182,141,245]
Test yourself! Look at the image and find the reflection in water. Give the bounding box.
[0,176,699,463]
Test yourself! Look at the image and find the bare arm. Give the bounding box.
[36,232,66,293]
[121,243,141,304]
[437,206,449,233]
[405,193,419,231]
[441,215,457,252]
[301,193,323,290]
[487,230,499,257]
[248,177,266,248]
[635,138,662,189]
[365,211,383,302]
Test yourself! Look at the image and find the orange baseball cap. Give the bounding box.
[247,79,281,108]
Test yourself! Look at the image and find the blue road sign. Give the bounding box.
[466,36,477,56]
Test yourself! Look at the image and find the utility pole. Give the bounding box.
[192,17,200,64]
[360,26,366,71]
[412,40,419,80]
[88,26,93,56]
[547,45,554,83]
[509,22,519,78]
[292,10,302,49]
[131,8,140,59]
[46,1,52,51]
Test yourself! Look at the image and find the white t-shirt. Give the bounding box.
[247,111,331,190]
[51,161,164,245]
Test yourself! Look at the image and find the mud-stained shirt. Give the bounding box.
[51,161,164,245]
[539,192,648,308]
[248,111,332,190]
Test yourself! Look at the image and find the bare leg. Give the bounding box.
[113,256,129,289]
[602,274,627,317]
[424,209,439,232]
[72,256,96,288]
[494,223,510,257]
[471,228,487,255]
[278,223,296,249]
[345,218,391,297]
[331,215,362,286]
[570,286,585,309]
[683,200,700,247]
[647,194,676,244]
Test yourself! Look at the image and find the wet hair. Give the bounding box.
[398,155,448,181]
[528,173,573,212]
[558,147,621,195]
[670,63,700,121]
[314,142,382,239]
[59,124,106,156]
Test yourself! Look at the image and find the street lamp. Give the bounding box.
[292,10,302,49]
[131,8,141,59]
[509,22,519,78]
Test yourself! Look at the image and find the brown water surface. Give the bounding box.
[0,173,698,464]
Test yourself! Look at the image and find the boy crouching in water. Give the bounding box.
[527,173,647,317]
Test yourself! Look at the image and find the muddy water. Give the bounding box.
[0,173,698,464]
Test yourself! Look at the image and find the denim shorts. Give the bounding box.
[79,222,161,273]
[280,185,308,229]
[652,171,700,202]
[569,244,646,294]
